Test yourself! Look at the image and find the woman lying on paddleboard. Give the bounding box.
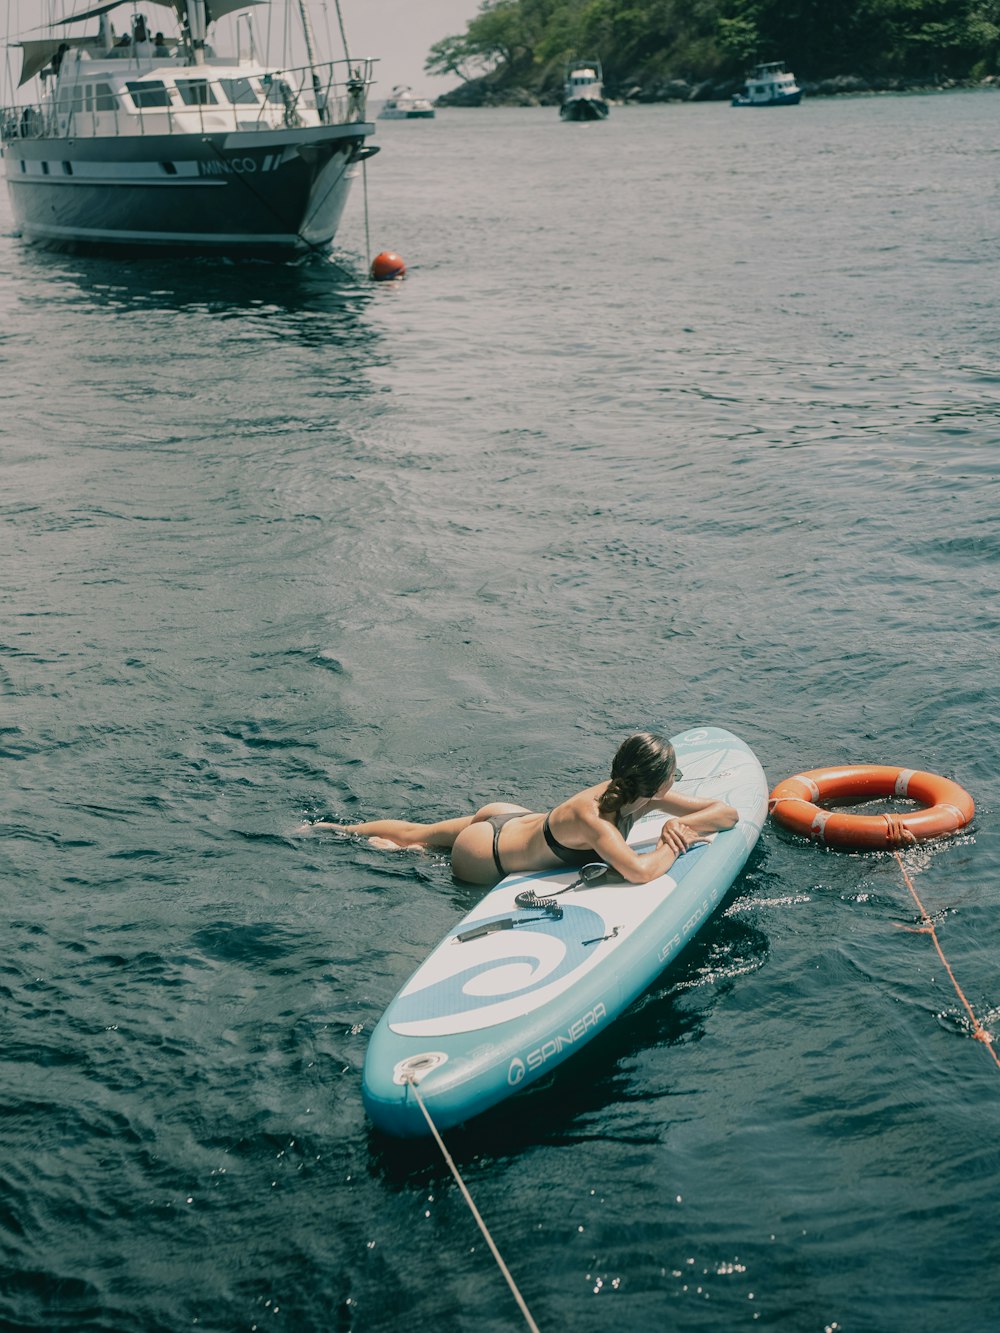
[310,732,739,886]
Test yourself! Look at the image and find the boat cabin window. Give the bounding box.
[219,77,259,105]
[126,80,173,108]
[69,82,118,113]
[176,79,217,106]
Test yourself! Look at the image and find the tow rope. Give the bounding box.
[892,850,999,1070]
[403,1075,541,1332]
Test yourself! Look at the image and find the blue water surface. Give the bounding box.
[2,91,999,1332]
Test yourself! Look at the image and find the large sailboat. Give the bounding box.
[0,1,378,256]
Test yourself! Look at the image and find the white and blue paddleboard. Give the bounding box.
[362,727,767,1137]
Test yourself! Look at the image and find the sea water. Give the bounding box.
[1,91,998,1331]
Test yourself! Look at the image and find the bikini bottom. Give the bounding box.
[487,812,531,878]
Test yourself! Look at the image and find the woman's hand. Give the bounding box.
[657,820,707,855]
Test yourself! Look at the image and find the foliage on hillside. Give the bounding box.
[425,0,1000,94]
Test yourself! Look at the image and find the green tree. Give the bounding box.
[427,0,1000,90]
[425,35,480,81]
[717,15,761,64]
[424,0,536,80]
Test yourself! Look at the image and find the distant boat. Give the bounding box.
[731,61,802,106]
[0,0,379,256]
[560,60,608,121]
[379,86,435,119]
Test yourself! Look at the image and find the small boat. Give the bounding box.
[379,86,435,119]
[731,61,802,106]
[560,60,608,121]
[0,0,379,257]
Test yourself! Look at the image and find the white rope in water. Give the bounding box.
[404,1077,541,1333]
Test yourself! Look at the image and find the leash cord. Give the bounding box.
[404,1076,542,1333]
[892,850,1000,1069]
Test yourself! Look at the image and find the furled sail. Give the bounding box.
[18,39,68,85]
[15,0,269,83]
[55,0,265,31]
[17,36,105,85]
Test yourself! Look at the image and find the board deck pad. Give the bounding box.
[362,727,767,1137]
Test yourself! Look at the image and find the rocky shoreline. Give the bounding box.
[436,72,999,109]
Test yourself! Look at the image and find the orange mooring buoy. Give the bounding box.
[370,251,406,281]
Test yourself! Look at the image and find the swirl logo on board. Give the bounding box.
[388,904,606,1039]
[507,1057,526,1086]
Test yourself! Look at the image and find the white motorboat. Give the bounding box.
[379,86,434,119]
[731,61,802,106]
[0,0,379,256]
[560,60,608,121]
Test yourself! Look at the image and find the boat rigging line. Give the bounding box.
[362,154,371,271]
[200,133,359,273]
[330,0,351,67]
[295,0,325,120]
[196,0,378,279]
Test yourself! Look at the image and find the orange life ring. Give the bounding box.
[768,764,974,849]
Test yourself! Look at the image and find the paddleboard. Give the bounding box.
[362,726,767,1137]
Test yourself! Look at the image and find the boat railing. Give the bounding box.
[1,57,374,142]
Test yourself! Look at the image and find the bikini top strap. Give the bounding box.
[617,810,635,841]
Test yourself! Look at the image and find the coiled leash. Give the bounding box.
[513,890,564,916]
[456,863,609,944]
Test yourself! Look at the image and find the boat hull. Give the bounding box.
[560,97,608,121]
[2,121,374,256]
[731,91,802,106]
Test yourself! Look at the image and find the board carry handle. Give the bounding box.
[456,918,517,943]
[455,905,567,944]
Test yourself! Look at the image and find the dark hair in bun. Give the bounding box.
[598,733,676,817]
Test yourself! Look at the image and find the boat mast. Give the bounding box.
[185,0,208,65]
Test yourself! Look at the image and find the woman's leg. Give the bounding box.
[309,813,476,849]
[309,801,531,856]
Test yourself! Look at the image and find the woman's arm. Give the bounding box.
[645,793,739,835]
[584,816,705,885]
